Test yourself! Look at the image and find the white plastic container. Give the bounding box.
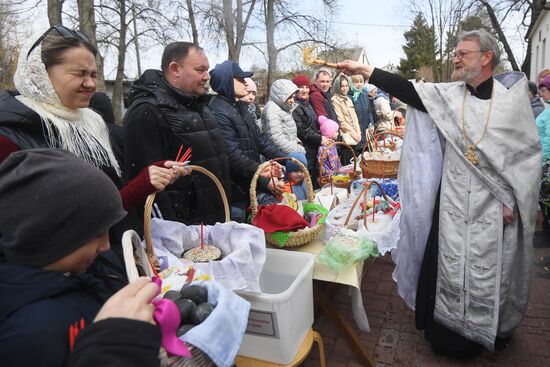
[236,248,315,364]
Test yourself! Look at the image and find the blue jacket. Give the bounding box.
[536,106,550,163]
[0,250,126,367]
[209,62,285,202]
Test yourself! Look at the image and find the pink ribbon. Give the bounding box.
[151,277,192,358]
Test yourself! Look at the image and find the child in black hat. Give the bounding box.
[0,149,159,366]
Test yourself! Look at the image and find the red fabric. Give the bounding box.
[119,160,166,210]
[292,74,311,88]
[0,135,162,211]
[0,136,20,162]
[252,204,309,233]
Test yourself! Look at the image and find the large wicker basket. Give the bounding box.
[360,132,402,179]
[143,165,230,271]
[249,157,325,247]
[121,230,214,367]
[318,141,361,189]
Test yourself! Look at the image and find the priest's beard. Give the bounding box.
[451,63,482,82]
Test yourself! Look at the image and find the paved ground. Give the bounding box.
[302,233,550,367]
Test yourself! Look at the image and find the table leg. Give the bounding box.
[314,281,376,367]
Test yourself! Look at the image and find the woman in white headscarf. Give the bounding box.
[0,26,189,212]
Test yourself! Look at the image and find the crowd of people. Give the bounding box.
[0,24,548,366]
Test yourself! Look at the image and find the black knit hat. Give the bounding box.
[0,149,127,267]
[528,81,538,96]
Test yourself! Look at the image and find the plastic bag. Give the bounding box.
[318,227,379,272]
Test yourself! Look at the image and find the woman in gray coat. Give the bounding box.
[262,79,306,155]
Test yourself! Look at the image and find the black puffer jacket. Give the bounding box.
[208,61,285,202]
[209,94,284,202]
[124,70,231,224]
[293,96,321,182]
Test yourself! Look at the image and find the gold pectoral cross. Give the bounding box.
[465,144,479,165]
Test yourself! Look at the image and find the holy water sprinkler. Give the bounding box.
[302,45,339,68]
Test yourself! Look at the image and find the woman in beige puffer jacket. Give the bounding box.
[331,74,361,163]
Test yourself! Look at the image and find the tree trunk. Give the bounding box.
[223,0,236,61]
[112,0,127,124]
[47,0,63,26]
[480,0,520,71]
[265,0,277,100]
[131,4,142,77]
[186,0,198,44]
[77,0,105,91]
[522,0,546,78]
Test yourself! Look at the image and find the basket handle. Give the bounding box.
[360,131,403,157]
[343,181,391,228]
[249,157,314,221]
[143,165,230,269]
[318,141,357,179]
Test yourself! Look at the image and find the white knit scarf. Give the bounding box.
[13,31,120,176]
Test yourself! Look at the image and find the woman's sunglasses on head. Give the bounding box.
[27,25,91,58]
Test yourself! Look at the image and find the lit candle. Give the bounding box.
[372,196,376,222]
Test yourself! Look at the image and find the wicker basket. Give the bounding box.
[360,132,402,179]
[121,230,214,367]
[144,165,230,271]
[343,181,391,230]
[318,141,361,189]
[249,157,325,247]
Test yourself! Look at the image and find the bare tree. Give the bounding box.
[168,0,200,44]
[262,0,339,94]
[222,0,257,61]
[0,0,20,89]
[93,0,183,123]
[477,0,520,70]
[408,0,468,81]
[480,0,550,76]
[186,0,199,43]
[199,0,257,62]
[77,0,105,90]
[458,1,550,75]
[47,0,63,25]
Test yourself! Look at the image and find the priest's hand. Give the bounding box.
[503,205,515,225]
[338,60,373,79]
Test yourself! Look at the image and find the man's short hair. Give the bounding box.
[315,69,332,80]
[161,42,203,75]
[458,29,501,70]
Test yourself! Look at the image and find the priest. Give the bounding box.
[338,29,541,356]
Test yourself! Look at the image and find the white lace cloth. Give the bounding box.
[323,194,400,255]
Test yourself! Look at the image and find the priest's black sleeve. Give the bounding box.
[370,68,427,112]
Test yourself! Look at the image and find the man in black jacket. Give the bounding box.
[209,60,285,222]
[124,42,231,225]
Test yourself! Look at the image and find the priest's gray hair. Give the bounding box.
[458,29,501,70]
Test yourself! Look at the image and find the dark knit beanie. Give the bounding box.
[292,74,311,88]
[0,149,127,267]
[528,81,538,96]
[285,152,308,175]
